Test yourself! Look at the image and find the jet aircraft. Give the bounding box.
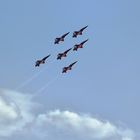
[72,26,88,38]
[62,61,77,73]
[57,48,72,60]
[54,32,70,44]
[73,39,88,51]
[35,54,51,67]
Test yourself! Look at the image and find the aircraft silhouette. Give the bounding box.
[54,32,70,44]
[62,61,77,73]
[73,26,88,38]
[57,48,72,60]
[73,39,88,51]
[35,54,51,67]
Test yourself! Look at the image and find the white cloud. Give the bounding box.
[0,89,35,137]
[33,110,135,140]
[0,89,135,140]
[0,96,18,121]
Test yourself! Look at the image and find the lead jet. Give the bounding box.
[54,32,70,44]
[35,54,51,67]
[62,61,77,73]
[73,39,88,51]
[72,26,88,38]
[57,48,72,60]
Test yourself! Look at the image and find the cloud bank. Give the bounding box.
[0,89,135,140]
[0,89,35,137]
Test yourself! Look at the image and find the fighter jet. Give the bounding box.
[54,32,70,44]
[73,39,88,51]
[72,26,88,38]
[35,54,51,67]
[57,48,72,60]
[62,61,77,73]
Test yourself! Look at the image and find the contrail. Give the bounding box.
[33,73,60,97]
[15,67,48,91]
[14,56,56,91]
[14,59,55,91]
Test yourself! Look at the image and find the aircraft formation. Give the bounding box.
[35,26,89,73]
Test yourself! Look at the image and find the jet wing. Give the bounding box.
[35,60,41,67]
[62,67,68,73]
[54,38,60,44]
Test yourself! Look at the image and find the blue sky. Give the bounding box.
[0,0,140,140]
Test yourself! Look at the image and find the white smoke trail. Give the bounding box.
[14,57,56,91]
[15,66,48,91]
[33,73,60,97]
